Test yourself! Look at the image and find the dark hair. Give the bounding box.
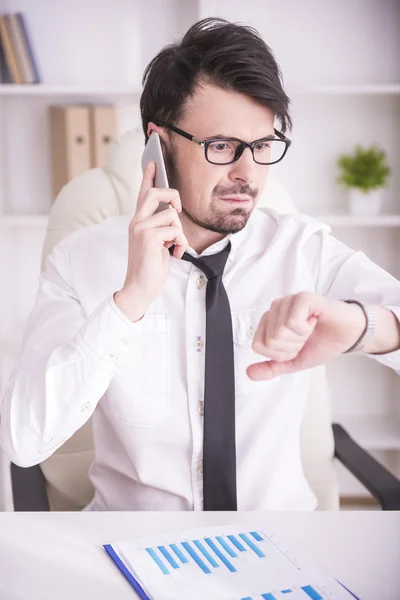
[140,18,292,143]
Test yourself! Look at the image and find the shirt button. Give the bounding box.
[197,462,203,474]
[196,276,206,289]
[108,353,121,365]
[194,336,204,352]
[81,401,91,413]
[198,401,204,416]
[247,327,255,340]
[120,337,132,348]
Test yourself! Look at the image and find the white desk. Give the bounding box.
[0,511,399,600]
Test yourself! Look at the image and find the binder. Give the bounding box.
[88,104,117,168]
[49,105,91,198]
[104,544,150,600]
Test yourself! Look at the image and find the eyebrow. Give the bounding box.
[203,133,276,141]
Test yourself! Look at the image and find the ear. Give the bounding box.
[147,121,166,141]
[147,121,171,151]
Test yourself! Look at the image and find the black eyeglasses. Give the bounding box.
[156,121,291,166]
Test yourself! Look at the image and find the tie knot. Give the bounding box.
[169,242,231,279]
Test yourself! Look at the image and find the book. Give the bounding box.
[0,14,23,83]
[15,12,40,83]
[0,26,12,83]
[0,12,40,84]
[6,13,36,84]
[104,523,361,600]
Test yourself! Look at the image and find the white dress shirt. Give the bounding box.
[1,208,400,511]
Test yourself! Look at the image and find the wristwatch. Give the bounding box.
[342,299,377,354]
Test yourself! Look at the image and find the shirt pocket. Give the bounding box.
[232,307,272,395]
[108,314,171,426]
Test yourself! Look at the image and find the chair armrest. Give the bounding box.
[332,423,400,510]
[10,463,50,511]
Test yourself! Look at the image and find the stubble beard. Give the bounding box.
[164,144,256,235]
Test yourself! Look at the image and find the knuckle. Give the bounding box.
[129,219,141,233]
[252,337,266,353]
[297,290,313,303]
[270,298,281,310]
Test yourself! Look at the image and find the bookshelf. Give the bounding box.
[0,0,400,509]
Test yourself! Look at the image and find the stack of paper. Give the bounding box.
[104,523,359,600]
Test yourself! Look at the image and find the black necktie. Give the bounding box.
[170,242,237,510]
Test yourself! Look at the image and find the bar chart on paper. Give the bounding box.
[104,524,359,600]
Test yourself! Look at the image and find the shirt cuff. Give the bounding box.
[76,293,143,371]
[363,305,400,373]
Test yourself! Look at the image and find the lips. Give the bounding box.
[220,196,252,203]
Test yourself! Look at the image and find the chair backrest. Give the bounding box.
[39,129,339,511]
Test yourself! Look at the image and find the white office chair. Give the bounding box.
[12,128,400,512]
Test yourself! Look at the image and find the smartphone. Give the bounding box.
[141,132,170,213]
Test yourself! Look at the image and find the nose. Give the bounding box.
[227,145,258,186]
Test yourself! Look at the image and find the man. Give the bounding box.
[1,18,400,511]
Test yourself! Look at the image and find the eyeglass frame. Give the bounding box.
[155,120,292,165]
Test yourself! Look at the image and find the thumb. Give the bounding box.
[247,358,297,381]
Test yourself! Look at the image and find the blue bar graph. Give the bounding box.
[143,532,328,600]
[301,585,324,600]
[145,548,170,575]
[204,537,237,572]
[157,545,179,569]
[193,539,220,568]
[227,534,246,552]
[181,542,212,574]
[216,535,238,558]
[169,543,189,564]
[238,533,266,558]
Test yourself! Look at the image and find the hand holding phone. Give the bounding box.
[114,134,187,322]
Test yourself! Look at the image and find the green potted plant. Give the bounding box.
[337,144,391,216]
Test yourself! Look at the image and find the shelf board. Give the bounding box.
[0,84,141,97]
[335,415,400,451]
[312,214,400,227]
[1,83,399,98]
[0,215,49,228]
[291,83,400,96]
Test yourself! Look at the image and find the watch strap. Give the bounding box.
[342,299,376,353]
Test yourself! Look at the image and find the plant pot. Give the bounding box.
[348,188,382,216]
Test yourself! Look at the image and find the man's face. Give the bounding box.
[157,83,275,235]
